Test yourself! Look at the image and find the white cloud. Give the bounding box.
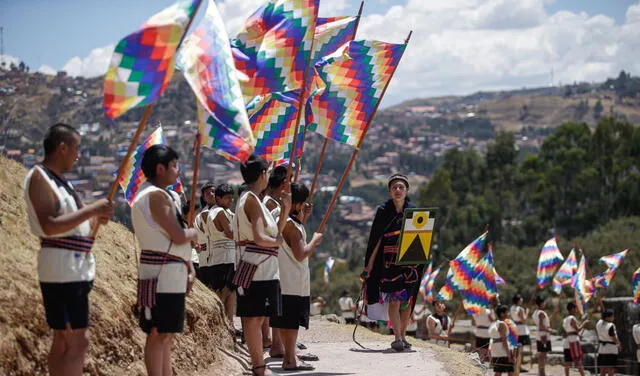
[0,54,21,69]
[38,65,57,75]
[61,44,114,78]
[355,0,640,105]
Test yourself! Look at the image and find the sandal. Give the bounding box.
[283,360,315,371]
[252,365,268,376]
[296,342,307,350]
[402,339,412,349]
[269,353,284,359]
[391,339,405,352]
[297,353,319,361]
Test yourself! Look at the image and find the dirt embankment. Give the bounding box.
[0,156,243,375]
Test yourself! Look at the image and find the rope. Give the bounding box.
[352,280,373,350]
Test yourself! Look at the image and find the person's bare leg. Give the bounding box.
[563,364,570,376]
[400,305,411,340]
[245,317,267,374]
[223,289,236,328]
[62,328,90,376]
[577,363,585,376]
[269,328,283,357]
[48,330,68,376]
[162,334,173,376]
[145,329,171,376]
[262,318,272,348]
[387,301,402,342]
[280,328,299,369]
[538,352,546,376]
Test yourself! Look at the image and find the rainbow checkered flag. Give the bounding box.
[232,0,319,98]
[552,248,579,294]
[505,319,519,349]
[437,232,486,301]
[419,259,433,301]
[424,267,441,303]
[323,256,335,284]
[536,237,564,289]
[306,40,406,146]
[633,267,640,305]
[463,249,498,315]
[572,255,593,315]
[103,0,200,119]
[247,15,359,161]
[118,127,184,205]
[592,249,629,289]
[177,0,254,162]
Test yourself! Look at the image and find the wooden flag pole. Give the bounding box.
[295,1,365,183]
[447,299,463,348]
[187,133,202,227]
[316,30,412,233]
[92,0,203,238]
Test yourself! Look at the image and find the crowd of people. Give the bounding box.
[22,123,640,376]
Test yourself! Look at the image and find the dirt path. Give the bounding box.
[209,317,483,375]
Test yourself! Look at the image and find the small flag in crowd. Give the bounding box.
[593,249,629,289]
[437,232,486,301]
[552,248,579,294]
[633,267,640,305]
[104,0,200,119]
[504,319,519,349]
[323,257,335,284]
[423,266,441,304]
[306,40,406,146]
[536,237,564,289]
[572,255,593,315]
[231,0,319,98]
[118,127,184,205]
[419,259,433,301]
[463,250,498,315]
[177,0,254,162]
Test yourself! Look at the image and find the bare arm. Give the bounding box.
[29,169,112,236]
[499,323,514,362]
[213,211,234,239]
[245,194,282,248]
[283,221,323,262]
[364,238,382,274]
[149,190,197,245]
[538,311,550,334]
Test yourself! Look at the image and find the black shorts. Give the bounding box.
[597,353,618,368]
[492,357,514,373]
[199,264,235,291]
[40,281,93,330]
[537,339,552,353]
[518,335,531,345]
[270,295,310,330]
[476,336,491,349]
[139,293,185,334]
[237,280,282,317]
[345,318,356,325]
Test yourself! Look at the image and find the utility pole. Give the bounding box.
[0,27,4,68]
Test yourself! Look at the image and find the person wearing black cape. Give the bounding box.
[362,173,423,351]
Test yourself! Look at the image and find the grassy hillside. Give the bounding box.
[0,156,241,375]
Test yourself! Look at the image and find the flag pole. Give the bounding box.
[92,0,203,238]
[306,1,364,204]
[187,133,202,226]
[316,30,412,233]
[286,7,320,185]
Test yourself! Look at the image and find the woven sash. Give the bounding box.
[41,235,95,253]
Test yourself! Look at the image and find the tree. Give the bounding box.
[593,99,604,120]
[18,61,25,72]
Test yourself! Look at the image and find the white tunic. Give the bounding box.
[232,191,279,282]
[194,207,210,265]
[427,314,450,347]
[263,195,281,220]
[278,217,310,296]
[533,309,551,340]
[339,297,356,319]
[132,183,191,293]
[563,315,580,349]
[206,206,236,266]
[633,324,640,362]
[473,309,493,338]
[24,165,95,283]
[510,305,530,336]
[489,321,509,357]
[596,320,618,355]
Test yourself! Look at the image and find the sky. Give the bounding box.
[1,0,639,106]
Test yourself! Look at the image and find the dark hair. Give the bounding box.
[200,182,215,208]
[141,144,179,179]
[181,199,200,218]
[291,182,309,205]
[512,294,523,304]
[237,183,249,196]
[567,302,577,312]
[241,154,269,184]
[496,305,509,318]
[341,289,351,297]
[535,295,546,307]
[268,165,288,189]
[43,123,79,157]
[215,183,234,198]
[602,309,614,319]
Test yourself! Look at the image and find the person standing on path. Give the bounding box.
[195,182,215,284]
[24,123,114,376]
[132,145,198,376]
[363,173,422,352]
[233,155,290,376]
[490,305,515,376]
[339,290,357,324]
[562,302,587,376]
[532,295,558,376]
[596,309,621,376]
[510,294,531,372]
[472,304,496,363]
